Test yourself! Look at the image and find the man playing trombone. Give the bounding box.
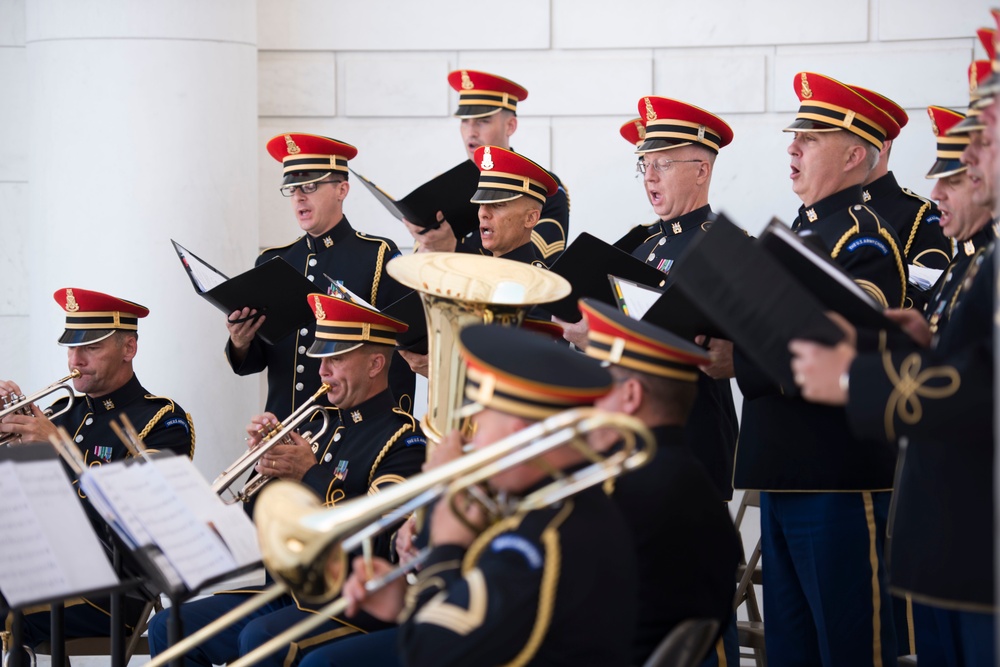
[0,286,194,648]
[333,324,639,667]
[147,294,426,666]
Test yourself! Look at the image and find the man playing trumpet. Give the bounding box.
[147,294,426,667]
[0,287,194,649]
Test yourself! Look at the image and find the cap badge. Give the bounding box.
[284,134,301,155]
[644,97,657,121]
[800,73,813,100]
[697,125,706,141]
[65,289,80,312]
[313,295,326,320]
[481,146,494,170]
[970,70,978,94]
[460,70,474,90]
[927,108,939,136]
[635,120,646,140]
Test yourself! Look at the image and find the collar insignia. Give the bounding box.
[481,146,494,170]
[671,221,683,235]
[644,97,657,121]
[806,208,818,222]
[964,239,976,256]
[284,134,301,155]
[322,235,334,248]
[800,73,813,99]
[862,190,872,202]
[103,399,115,410]
[313,295,326,320]
[350,409,363,423]
[65,289,79,312]
[460,70,474,90]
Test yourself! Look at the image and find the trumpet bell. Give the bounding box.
[387,253,571,443]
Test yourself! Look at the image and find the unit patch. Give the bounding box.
[846,236,889,255]
[163,416,190,433]
[490,534,543,569]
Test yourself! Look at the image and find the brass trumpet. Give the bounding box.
[0,370,81,445]
[212,384,332,504]
[146,408,653,667]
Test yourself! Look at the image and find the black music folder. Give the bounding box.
[350,160,481,239]
[640,275,727,341]
[382,290,428,355]
[547,233,669,322]
[667,213,846,391]
[757,218,907,340]
[172,240,318,345]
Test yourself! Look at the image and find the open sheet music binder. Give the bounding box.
[172,240,318,345]
[548,233,668,322]
[0,444,122,609]
[350,160,481,239]
[80,452,262,598]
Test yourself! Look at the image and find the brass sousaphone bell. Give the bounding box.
[386,252,571,444]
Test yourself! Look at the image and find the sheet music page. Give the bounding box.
[173,241,229,293]
[908,264,944,291]
[0,460,117,606]
[153,456,261,567]
[81,462,154,549]
[610,276,663,319]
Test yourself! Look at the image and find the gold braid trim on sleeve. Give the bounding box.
[881,352,961,441]
[137,404,174,442]
[368,422,412,488]
[903,200,930,260]
[833,208,906,308]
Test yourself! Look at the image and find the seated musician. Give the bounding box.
[578,298,741,666]
[0,287,194,651]
[332,324,638,667]
[146,294,426,666]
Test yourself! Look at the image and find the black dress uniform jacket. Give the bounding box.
[734,186,907,490]
[615,425,740,665]
[847,237,995,610]
[627,204,740,500]
[459,167,570,268]
[225,217,414,417]
[862,172,951,310]
[923,223,997,336]
[398,484,636,667]
[50,373,194,462]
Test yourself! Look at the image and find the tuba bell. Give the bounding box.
[386,252,570,444]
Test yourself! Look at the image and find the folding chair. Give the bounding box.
[732,490,766,667]
[642,618,721,667]
[33,598,158,666]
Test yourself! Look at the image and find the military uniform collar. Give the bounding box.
[496,241,543,266]
[657,205,713,237]
[861,172,899,203]
[797,185,863,226]
[305,216,354,253]
[85,374,143,414]
[962,221,998,256]
[335,388,394,429]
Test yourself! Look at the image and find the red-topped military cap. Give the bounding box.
[521,317,565,340]
[53,287,149,347]
[306,293,408,358]
[265,133,358,186]
[926,106,970,179]
[459,324,611,420]
[636,96,733,154]
[471,146,558,205]
[847,85,907,136]
[578,299,709,383]
[448,70,528,118]
[784,72,900,150]
[620,118,646,147]
[947,60,995,134]
[974,17,1000,102]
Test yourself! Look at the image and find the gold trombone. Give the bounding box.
[212,384,332,504]
[0,370,81,445]
[147,407,654,667]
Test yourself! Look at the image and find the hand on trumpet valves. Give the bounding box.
[245,412,281,449]
[342,555,407,622]
[253,430,318,482]
[0,379,58,444]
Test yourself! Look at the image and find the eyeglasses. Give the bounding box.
[635,158,704,175]
[279,179,344,197]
